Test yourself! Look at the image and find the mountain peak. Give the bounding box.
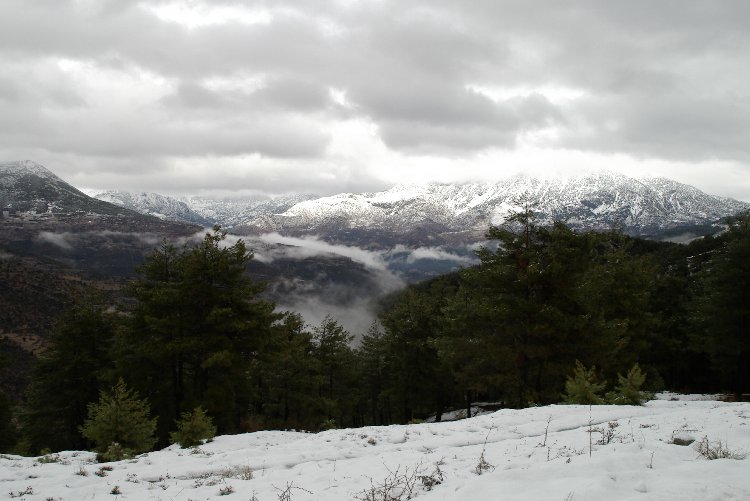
[0,160,128,216]
[0,160,60,180]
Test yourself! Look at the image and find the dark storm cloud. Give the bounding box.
[1,0,749,196]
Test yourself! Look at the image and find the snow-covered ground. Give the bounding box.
[2,395,748,500]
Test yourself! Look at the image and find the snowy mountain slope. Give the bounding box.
[85,190,215,227]
[84,191,319,228]
[182,193,318,228]
[2,396,748,500]
[82,171,749,240]
[0,160,127,215]
[257,172,750,237]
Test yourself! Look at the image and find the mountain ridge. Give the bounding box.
[85,171,749,242]
[6,161,750,244]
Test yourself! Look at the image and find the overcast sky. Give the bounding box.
[1,1,749,200]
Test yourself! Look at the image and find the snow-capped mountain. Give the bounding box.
[18,159,750,243]
[84,190,215,227]
[181,193,318,227]
[0,160,125,215]
[245,172,749,239]
[84,190,318,228]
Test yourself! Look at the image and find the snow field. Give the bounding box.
[1,397,748,500]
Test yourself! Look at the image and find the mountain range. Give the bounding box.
[86,171,749,246]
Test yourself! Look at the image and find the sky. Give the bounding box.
[1,1,749,201]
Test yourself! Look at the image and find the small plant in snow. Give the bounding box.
[593,421,620,445]
[218,484,235,496]
[9,486,34,498]
[110,485,121,495]
[318,418,337,431]
[537,415,553,447]
[474,449,495,475]
[693,436,746,460]
[563,361,606,405]
[96,465,114,477]
[75,464,88,476]
[417,461,445,491]
[170,407,217,448]
[355,463,422,501]
[37,453,60,464]
[474,431,495,475]
[275,481,312,501]
[607,364,652,405]
[218,464,254,480]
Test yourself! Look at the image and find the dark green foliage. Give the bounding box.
[80,379,156,460]
[563,361,606,405]
[22,297,114,453]
[435,208,655,408]
[355,322,394,425]
[21,212,750,442]
[313,316,356,423]
[0,391,17,452]
[253,312,321,429]
[170,407,216,448]
[117,227,276,441]
[609,363,651,405]
[692,212,750,396]
[378,280,458,423]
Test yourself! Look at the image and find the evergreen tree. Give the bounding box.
[693,212,750,396]
[23,296,114,453]
[312,316,355,425]
[563,361,606,405]
[80,379,156,460]
[609,363,651,405]
[255,312,321,429]
[170,406,216,448]
[0,391,16,453]
[117,227,276,441]
[435,213,655,408]
[379,283,456,422]
[356,322,393,425]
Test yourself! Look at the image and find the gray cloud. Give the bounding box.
[1,0,749,198]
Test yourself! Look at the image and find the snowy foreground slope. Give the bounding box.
[2,396,749,500]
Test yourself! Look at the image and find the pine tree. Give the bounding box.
[694,212,750,397]
[0,391,16,453]
[255,312,320,429]
[379,283,456,423]
[170,407,216,448]
[117,227,276,441]
[80,379,156,461]
[609,363,650,405]
[356,322,392,425]
[563,361,606,405]
[312,316,355,425]
[22,296,114,453]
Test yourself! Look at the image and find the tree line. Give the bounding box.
[0,211,748,455]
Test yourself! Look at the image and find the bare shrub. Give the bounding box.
[355,463,423,501]
[274,482,312,501]
[474,434,495,475]
[693,436,746,460]
[592,421,620,445]
[418,460,445,491]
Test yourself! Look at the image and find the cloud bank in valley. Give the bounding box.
[245,233,479,337]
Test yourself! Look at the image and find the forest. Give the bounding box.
[0,210,748,457]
